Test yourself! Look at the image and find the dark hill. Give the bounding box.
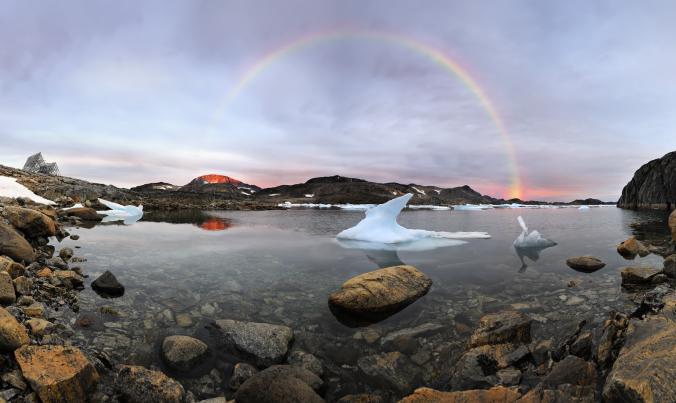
[617,151,676,210]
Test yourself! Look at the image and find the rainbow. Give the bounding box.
[219,29,524,199]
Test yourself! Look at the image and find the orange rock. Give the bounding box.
[0,307,29,352]
[115,365,184,403]
[36,267,52,278]
[14,345,99,403]
[399,386,521,403]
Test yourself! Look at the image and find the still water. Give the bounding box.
[53,206,668,399]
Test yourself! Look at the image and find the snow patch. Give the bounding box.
[268,193,280,197]
[434,189,441,194]
[0,176,55,205]
[411,186,426,195]
[304,194,314,198]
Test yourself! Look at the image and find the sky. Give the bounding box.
[1,1,675,201]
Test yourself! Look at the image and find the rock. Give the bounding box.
[0,307,29,352]
[357,351,421,395]
[2,206,56,238]
[620,267,662,286]
[46,257,67,270]
[228,362,257,390]
[617,237,649,259]
[12,276,32,296]
[337,394,384,403]
[565,256,606,273]
[91,270,125,297]
[603,310,676,402]
[399,386,521,403]
[663,254,676,278]
[449,344,519,390]
[497,368,521,386]
[26,318,53,337]
[1,370,27,390]
[469,311,532,348]
[570,331,593,360]
[287,350,324,377]
[670,209,676,241]
[596,312,629,369]
[176,313,193,328]
[542,355,597,388]
[0,223,34,263]
[0,272,16,305]
[58,247,74,262]
[0,256,25,279]
[16,296,34,306]
[529,339,552,366]
[161,335,208,371]
[36,267,52,278]
[380,323,444,350]
[53,270,84,289]
[65,207,101,221]
[518,384,596,403]
[234,365,324,403]
[23,303,45,318]
[70,234,80,240]
[617,151,676,210]
[14,345,99,403]
[214,319,293,367]
[115,365,184,403]
[328,265,432,314]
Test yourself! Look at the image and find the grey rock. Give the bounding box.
[234,365,324,403]
[12,276,32,296]
[58,247,74,262]
[497,368,521,386]
[621,267,662,286]
[287,350,324,377]
[214,319,293,367]
[91,270,125,297]
[115,365,185,403]
[542,355,597,388]
[469,310,532,348]
[228,362,257,390]
[161,335,208,371]
[357,351,421,395]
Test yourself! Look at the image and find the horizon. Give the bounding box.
[2,1,676,201]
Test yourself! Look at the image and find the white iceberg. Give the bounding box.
[578,205,590,210]
[336,193,490,244]
[0,176,55,205]
[97,198,143,224]
[513,216,556,248]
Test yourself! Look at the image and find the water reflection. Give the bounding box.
[514,244,557,272]
[142,210,233,231]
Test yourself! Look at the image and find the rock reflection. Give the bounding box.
[142,210,234,231]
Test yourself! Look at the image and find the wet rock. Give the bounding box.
[234,365,324,403]
[214,319,293,367]
[65,207,102,221]
[12,276,32,296]
[596,312,629,369]
[0,256,25,279]
[617,236,649,259]
[58,247,73,262]
[0,307,29,352]
[399,386,521,403]
[565,256,606,273]
[26,318,53,337]
[603,308,676,402]
[36,267,52,278]
[328,265,432,314]
[15,345,99,403]
[228,362,257,390]
[2,206,56,238]
[670,209,676,241]
[449,344,519,390]
[115,365,184,403]
[0,272,16,305]
[16,296,33,306]
[570,331,593,360]
[69,234,80,240]
[380,323,444,351]
[176,313,193,328]
[161,335,208,371]
[46,257,67,270]
[91,270,125,297]
[0,223,34,263]
[357,351,421,395]
[497,368,521,386]
[288,350,324,377]
[542,355,597,387]
[663,254,676,278]
[529,339,552,366]
[620,267,663,286]
[23,303,45,318]
[469,311,532,348]
[53,270,84,289]
[1,370,27,390]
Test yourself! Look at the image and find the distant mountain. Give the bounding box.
[255,175,499,205]
[618,151,676,210]
[130,182,179,192]
[179,174,261,195]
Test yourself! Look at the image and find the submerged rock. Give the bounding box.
[0,222,34,263]
[566,256,606,273]
[620,267,663,286]
[115,365,184,403]
[357,351,421,395]
[58,247,74,262]
[228,362,257,390]
[14,345,99,403]
[234,365,324,403]
[328,265,432,314]
[469,311,532,348]
[161,335,208,371]
[91,270,125,297]
[663,254,676,278]
[214,319,293,367]
[0,307,29,352]
[287,350,324,377]
[400,386,520,403]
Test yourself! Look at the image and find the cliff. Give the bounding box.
[617,151,676,210]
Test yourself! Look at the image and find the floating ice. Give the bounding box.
[0,176,55,205]
[513,216,556,248]
[578,205,590,210]
[97,198,143,224]
[453,204,494,210]
[336,193,490,244]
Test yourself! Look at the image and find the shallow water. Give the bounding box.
[53,206,669,399]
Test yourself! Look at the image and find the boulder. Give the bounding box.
[518,384,597,402]
[228,362,257,390]
[400,386,521,403]
[620,267,662,286]
[115,365,184,403]
[663,254,676,278]
[65,207,102,221]
[234,365,324,403]
[0,271,16,305]
[357,351,421,395]
[617,237,649,259]
[469,311,532,348]
[23,302,45,318]
[2,206,56,238]
[0,306,29,352]
[449,343,519,390]
[26,318,54,337]
[12,275,32,296]
[0,223,34,263]
[328,265,432,314]
[14,345,99,403]
[91,270,125,297]
[542,355,597,388]
[565,256,606,273]
[214,319,293,366]
[161,335,208,371]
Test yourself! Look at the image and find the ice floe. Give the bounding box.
[0,176,55,205]
[97,198,144,224]
[513,216,556,248]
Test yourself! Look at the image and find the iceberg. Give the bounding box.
[336,193,490,244]
[97,198,143,224]
[513,216,556,248]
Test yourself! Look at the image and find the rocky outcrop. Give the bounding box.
[14,345,99,403]
[620,267,664,286]
[399,386,521,403]
[617,151,676,210]
[233,365,324,403]
[115,365,185,403]
[566,256,606,273]
[328,265,432,314]
[214,319,293,366]
[161,335,208,371]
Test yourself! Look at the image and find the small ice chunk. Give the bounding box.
[97,198,143,224]
[513,216,556,248]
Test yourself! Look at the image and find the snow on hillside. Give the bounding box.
[0,176,55,204]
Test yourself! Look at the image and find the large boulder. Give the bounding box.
[0,306,29,352]
[0,223,34,263]
[617,151,676,210]
[328,265,432,314]
[400,386,520,403]
[565,256,606,273]
[91,270,125,297]
[115,365,184,403]
[617,237,649,259]
[620,267,663,286]
[542,355,597,388]
[14,345,99,403]
[669,209,676,241]
[357,351,421,395]
[214,319,293,367]
[234,365,324,403]
[65,207,102,221]
[2,206,56,238]
[469,311,532,348]
[0,271,16,305]
[161,335,208,371]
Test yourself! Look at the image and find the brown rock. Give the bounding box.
[565,256,606,273]
[54,270,84,288]
[0,222,34,263]
[0,256,25,279]
[115,365,184,403]
[161,335,208,371]
[234,365,324,403]
[518,384,597,403]
[2,206,56,238]
[620,266,662,286]
[399,386,521,403]
[14,345,99,403]
[23,303,45,318]
[65,207,102,221]
[663,254,676,278]
[36,267,52,278]
[669,209,676,242]
[0,271,16,305]
[0,306,29,352]
[328,265,432,314]
[338,394,384,403]
[469,311,532,348]
[357,351,422,395]
[13,275,32,296]
[617,237,649,259]
[26,318,53,337]
[542,355,596,387]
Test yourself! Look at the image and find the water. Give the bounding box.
[53,207,669,399]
